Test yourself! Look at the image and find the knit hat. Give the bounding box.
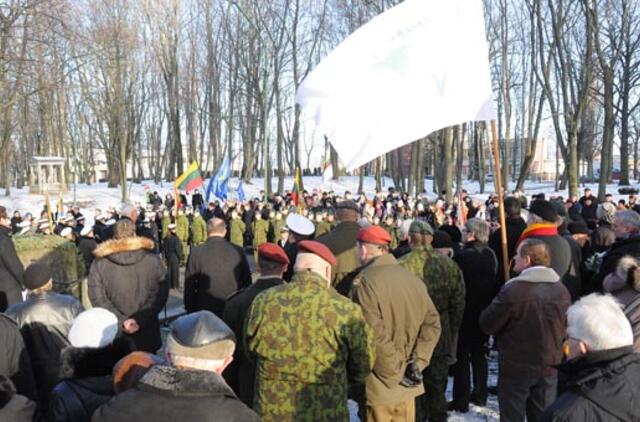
[23,262,52,290]
[568,221,590,235]
[528,200,559,223]
[597,202,616,224]
[68,308,119,348]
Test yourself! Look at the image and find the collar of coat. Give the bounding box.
[93,236,155,258]
[138,365,237,398]
[517,223,558,245]
[507,266,559,284]
[366,253,398,269]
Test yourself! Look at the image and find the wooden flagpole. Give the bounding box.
[490,120,510,282]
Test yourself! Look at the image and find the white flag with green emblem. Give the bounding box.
[296,0,496,171]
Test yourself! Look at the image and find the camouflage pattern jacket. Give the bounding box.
[246,270,375,422]
[399,245,465,362]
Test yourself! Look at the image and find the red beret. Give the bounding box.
[258,243,290,265]
[297,240,337,266]
[357,225,391,245]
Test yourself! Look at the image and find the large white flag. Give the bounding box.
[296,0,496,171]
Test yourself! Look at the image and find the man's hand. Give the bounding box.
[122,318,140,334]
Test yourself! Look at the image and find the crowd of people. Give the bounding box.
[1,183,640,421]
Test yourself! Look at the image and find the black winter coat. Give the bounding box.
[78,237,98,273]
[0,314,37,401]
[6,291,83,406]
[48,339,132,422]
[222,276,284,407]
[91,365,260,422]
[184,236,252,318]
[591,235,640,293]
[0,225,24,312]
[88,237,169,353]
[543,347,640,422]
[453,241,499,344]
[489,217,526,284]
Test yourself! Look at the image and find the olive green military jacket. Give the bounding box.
[175,215,189,243]
[229,219,245,248]
[246,271,375,422]
[161,216,171,240]
[190,216,207,246]
[252,219,269,248]
[315,221,332,237]
[399,245,465,362]
[352,253,441,406]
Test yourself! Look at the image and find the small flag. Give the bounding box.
[175,162,204,194]
[322,161,334,183]
[237,179,245,202]
[45,193,54,230]
[291,165,302,206]
[206,158,231,202]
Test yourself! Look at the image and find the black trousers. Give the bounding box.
[498,374,557,422]
[451,339,488,407]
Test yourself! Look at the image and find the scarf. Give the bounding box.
[518,222,558,245]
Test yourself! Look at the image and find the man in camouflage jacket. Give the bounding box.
[246,240,374,422]
[399,221,466,422]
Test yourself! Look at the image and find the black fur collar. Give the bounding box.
[59,337,133,379]
[138,366,237,398]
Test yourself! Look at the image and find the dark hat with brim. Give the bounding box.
[23,262,51,290]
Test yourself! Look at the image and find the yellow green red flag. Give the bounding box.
[175,162,203,194]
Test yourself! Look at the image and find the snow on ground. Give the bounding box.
[1,175,635,220]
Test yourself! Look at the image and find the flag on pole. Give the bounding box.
[57,193,64,218]
[322,161,334,183]
[205,157,231,202]
[295,0,496,171]
[291,165,302,206]
[237,179,245,202]
[175,162,204,194]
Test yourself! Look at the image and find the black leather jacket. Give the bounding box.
[6,291,83,405]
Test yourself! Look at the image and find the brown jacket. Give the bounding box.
[353,253,441,405]
[479,266,570,378]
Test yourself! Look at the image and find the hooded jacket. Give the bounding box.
[88,236,168,353]
[91,365,259,422]
[542,347,640,422]
[479,266,571,378]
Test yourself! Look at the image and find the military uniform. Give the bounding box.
[229,218,245,248]
[399,245,465,422]
[352,253,441,420]
[252,219,269,260]
[315,221,361,295]
[190,215,207,246]
[176,214,190,264]
[315,220,332,237]
[223,276,284,407]
[246,271,375,422]
[381,222,399,250]
[269,218,285,243]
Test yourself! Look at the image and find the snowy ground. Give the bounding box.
[1,175,635,220]
[0,175,631,421]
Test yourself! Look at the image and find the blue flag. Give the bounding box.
[237,179,245,202]
[205,158,231,202]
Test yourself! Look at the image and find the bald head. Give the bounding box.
[294,253,332,284]
[207,218,226,237]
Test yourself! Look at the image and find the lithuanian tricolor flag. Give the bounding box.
[291,165,302,206]
[175,162,204,194]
